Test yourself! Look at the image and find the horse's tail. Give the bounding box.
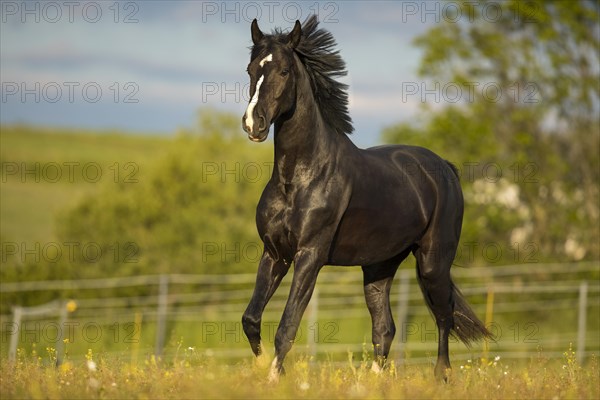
[416,270,493,346]
[449,279,493,346]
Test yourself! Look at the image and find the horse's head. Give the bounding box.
[242,19,301,142]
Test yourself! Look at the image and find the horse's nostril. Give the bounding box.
[258,116,267,132]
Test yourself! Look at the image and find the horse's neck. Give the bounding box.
[272,72,340,183]
[273,109,330,161]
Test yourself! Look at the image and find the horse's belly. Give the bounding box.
[328,202,427,266]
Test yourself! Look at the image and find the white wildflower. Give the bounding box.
[87,360,97,372]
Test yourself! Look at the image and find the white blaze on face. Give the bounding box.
[259,53,273,67]
[245,75,264,133]
[245,54,273,133]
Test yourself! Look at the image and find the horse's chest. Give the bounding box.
[256,194,296,260]
[268,202,297,234]
[257,179,345,261]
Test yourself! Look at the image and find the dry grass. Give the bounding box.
[1,345,598,399]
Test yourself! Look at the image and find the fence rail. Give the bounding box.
[1,261,597,293]
[1,261,598,365]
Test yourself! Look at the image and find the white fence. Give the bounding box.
[1,261,598,365]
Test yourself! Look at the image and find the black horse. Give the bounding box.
[241,16,491,382]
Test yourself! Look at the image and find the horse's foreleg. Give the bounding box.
[242,251,289,358]
[269,250,323,382]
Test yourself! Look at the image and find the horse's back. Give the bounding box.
[359,144,459,195]
[329,144,462,266]
[366,144,457,177]
[366,143,464,246]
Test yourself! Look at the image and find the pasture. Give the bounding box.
[1,348,598,399]
[1,125,599,399]
[2,2,598,398]
[0,121,600,398]
[0,125,169,244]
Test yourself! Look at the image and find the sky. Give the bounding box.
[0,1,440,147]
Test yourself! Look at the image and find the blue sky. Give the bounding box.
[1,1,437,147]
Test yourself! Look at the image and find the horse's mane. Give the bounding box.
[253,15,353,136]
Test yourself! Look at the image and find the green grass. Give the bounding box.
[1,123,598,398]
[1,346,598,399]
[0,125,170,243]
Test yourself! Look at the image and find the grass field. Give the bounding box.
[1,345,598,399]
[2,125,598,399]
[1,125,170,243]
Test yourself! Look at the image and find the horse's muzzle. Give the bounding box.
[242,114,269,142]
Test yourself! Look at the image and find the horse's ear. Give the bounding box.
[287,20,301,49]
[251,19,264,45]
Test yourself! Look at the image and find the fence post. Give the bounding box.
[55,301,68,366]
[396,270,410,364]
[482,286,495,361]
[577,281,588,364]
[155,274,169,357]
[131,312,143,366]
[307,286,319,357]
[8,306,22,363]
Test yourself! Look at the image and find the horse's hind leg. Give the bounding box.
[413,244,456,381]
[362,250,410,372]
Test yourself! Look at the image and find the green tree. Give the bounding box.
[58,110,272,279]
[384,0,599,264]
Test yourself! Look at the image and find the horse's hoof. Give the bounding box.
[267,369,279,384]
[255,344,271,369]
[434,366,451,383]
[267,357,284,383]
[371,361,383,374]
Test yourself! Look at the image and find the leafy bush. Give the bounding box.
[58,110,272,278]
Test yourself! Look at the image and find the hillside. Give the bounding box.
[1,125,171,244]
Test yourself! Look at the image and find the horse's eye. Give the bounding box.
[281,68,289,76]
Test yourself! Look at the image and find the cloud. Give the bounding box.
[0,2,436,146]
[350,90,421,118]
[5,49,205,83]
